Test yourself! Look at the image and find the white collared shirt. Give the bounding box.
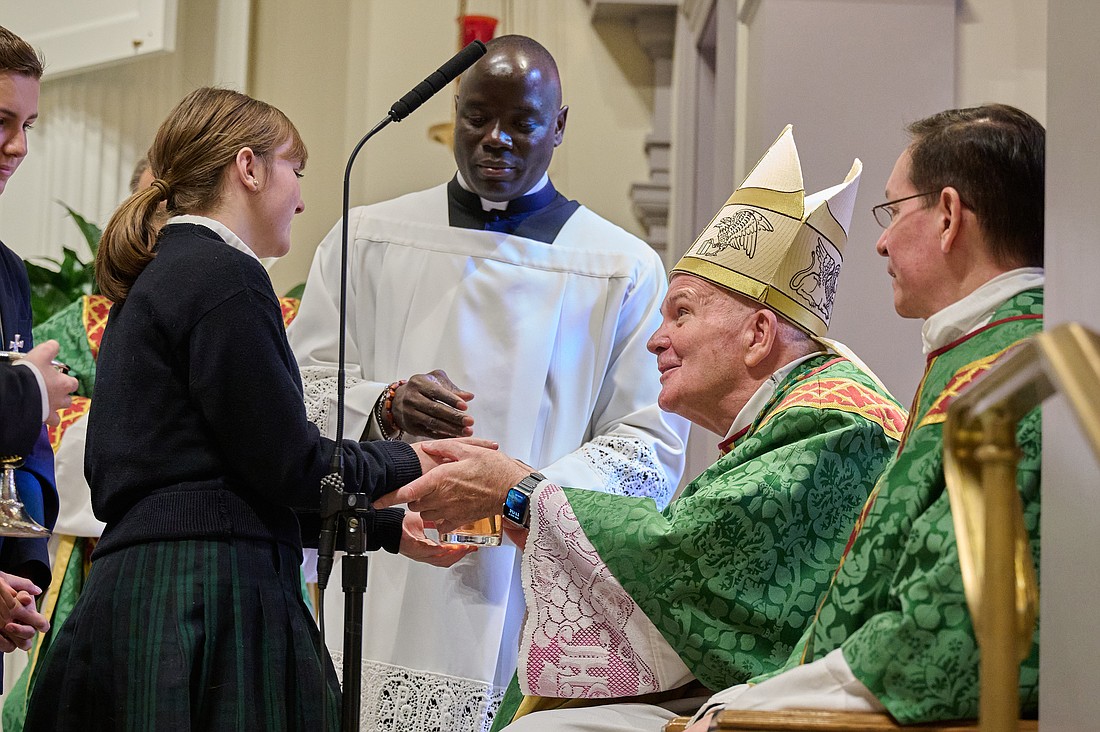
[454,171,550,212]
[921,267,1045,353]
[722,351,825,441]
[167,214,260,263]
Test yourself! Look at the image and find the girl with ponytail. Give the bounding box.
[26,87,475,730]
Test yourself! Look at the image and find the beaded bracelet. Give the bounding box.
[374,379,407,440]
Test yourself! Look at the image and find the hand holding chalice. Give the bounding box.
[0,338,77,537]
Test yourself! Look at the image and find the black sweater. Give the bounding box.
[0,239,44,457]
[0,239,57,591]
[87,224,418,559]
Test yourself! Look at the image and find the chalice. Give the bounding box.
[0,454,50,538]
[0,343,64,538]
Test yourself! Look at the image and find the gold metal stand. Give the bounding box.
[664,710,1036,731]
[944,322,1100,732]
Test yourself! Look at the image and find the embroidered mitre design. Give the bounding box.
[672,125,861,336]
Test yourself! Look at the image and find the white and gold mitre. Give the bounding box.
[671,125,862,336]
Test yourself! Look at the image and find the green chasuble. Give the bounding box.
[786,288,1043,723]
[496,355,906,728]
[32,294,106,399]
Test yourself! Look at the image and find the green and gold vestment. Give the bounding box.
[494,354,906,729]
[784,288,1044,723]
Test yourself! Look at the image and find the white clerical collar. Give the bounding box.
[167,214,261,263]
[455,171,550,212]
[921,267,1045,354]
[722,351,824,441]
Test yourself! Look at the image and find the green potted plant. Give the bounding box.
[22,203,101,324]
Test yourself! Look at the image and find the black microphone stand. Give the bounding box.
[328,114,396,732]
[314,39,487,732]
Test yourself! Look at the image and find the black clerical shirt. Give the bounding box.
[446,177,580,244]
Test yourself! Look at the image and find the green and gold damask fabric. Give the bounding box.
[789,288,1043,723]
[32,295,101,399]
[570,354,906,692]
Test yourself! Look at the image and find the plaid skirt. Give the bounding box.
[24,538,340,731]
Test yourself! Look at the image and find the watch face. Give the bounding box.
[503,486,529,525]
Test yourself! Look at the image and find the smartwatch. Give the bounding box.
[502,472,546,530]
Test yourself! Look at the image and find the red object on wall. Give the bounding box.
[461,14,498,46]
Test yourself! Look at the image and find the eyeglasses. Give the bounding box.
[871,191,937,229]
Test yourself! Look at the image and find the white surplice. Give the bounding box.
[287,183,689,732]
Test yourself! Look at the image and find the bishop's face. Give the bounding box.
[646,274,756,435]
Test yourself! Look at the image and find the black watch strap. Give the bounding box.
[502,472,546,530]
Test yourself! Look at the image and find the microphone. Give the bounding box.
[316,38,487,593]
[316,471,343,591]
[389,40,487,121]
[316,39,491,731]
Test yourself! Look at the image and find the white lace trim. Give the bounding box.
[300,365,367,435]
[329,651,506,732]
[518,483,667,698]
[576,435,675,509]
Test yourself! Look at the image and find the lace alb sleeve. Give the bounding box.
[574,434,676,508]
[299,365,374,438]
